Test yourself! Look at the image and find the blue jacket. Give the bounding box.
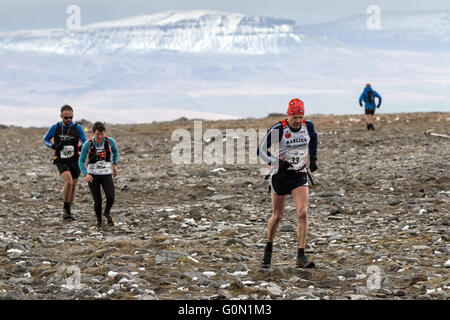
[359,86,382,109]
[43,121,87,149]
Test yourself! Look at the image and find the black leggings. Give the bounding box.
[88,174,115,221]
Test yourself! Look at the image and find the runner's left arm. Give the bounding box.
[76,124,87,143]
[78,141,90,177]
[374,91,382,108]
[109,137,119,165]
[306,121,318,160]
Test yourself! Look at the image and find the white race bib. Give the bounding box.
[87,160,112,175]
[60,145,75,159]
[285,149,306,170]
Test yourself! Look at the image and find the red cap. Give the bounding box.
[287,98,305,115]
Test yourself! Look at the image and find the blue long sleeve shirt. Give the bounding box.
[78,137,119,177]
[359,86,382,109]
[43,122,87,149]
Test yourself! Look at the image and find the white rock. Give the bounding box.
[412,245,430,250]
[7,249,23,254]
[183,218,196,225]
[230,271,248,277]
[107,271,118,278]
[118,278,131,284]
[445,259,450,268]
[203,271,216,278]
[266,286,282,296]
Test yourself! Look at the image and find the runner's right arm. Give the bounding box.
[257,122,284,165]
[43,124,57,149]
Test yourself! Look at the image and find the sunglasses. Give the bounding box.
[63,116,73,119]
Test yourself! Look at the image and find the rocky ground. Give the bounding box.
[0,112,449,300]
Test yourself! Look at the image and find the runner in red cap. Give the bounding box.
[287,98,305,116]
[257,98,318,268]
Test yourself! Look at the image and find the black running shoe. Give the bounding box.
[105,213,115,227]
[261,251,272,268]
[296,255,315,268]
[63,210,75,221]
[96,221,103,231]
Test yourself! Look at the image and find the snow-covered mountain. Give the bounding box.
[300,10,450,51]
[1,10,450,126]
[1,9,450,55]
[0,10,327,55]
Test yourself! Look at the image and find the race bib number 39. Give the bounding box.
[61,146,75,159]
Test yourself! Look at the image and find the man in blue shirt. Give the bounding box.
[359,83,382,131]
[43,105,87,220]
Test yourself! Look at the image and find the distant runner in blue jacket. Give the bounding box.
[359,83,382,131]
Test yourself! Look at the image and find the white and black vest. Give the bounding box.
[87,137,112,175]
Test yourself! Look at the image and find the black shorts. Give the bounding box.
[55,161,80,179]
[269,170,308,195]
[365,108,375,115]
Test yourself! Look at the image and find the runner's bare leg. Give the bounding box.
[292,186,309,248]
[267,193,285,242]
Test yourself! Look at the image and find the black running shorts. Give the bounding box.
[56,161,80,179]
[269,170,308,195]
[365,108,375,115]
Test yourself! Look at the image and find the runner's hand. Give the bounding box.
[85,174,93,183]
[112,164,118,177]
[278,159,292,172]
[309,160,318,172]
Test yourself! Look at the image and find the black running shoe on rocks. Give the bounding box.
[105,213,115,227]
[261,252,272,268]
[63,210,75,221]
[296,255,315,268]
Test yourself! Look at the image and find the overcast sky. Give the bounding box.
[1,0,450,31]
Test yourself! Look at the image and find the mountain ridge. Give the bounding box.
[1,9,450,55]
